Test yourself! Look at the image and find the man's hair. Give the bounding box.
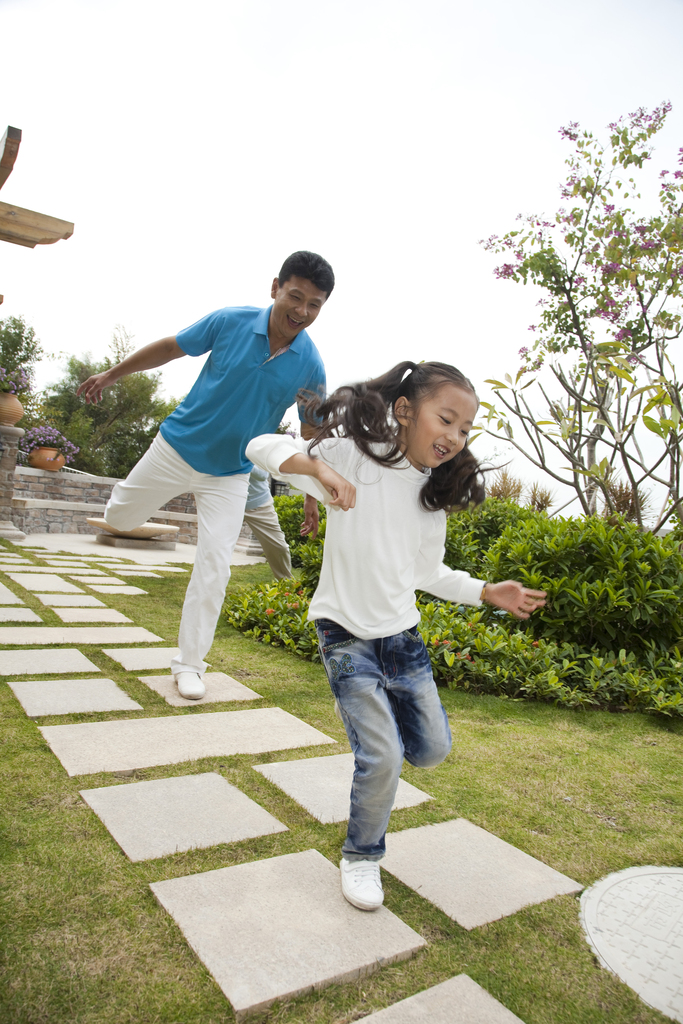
[278,251,335,297]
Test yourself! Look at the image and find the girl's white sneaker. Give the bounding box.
[340,857,384,911]
[175,672,205,700]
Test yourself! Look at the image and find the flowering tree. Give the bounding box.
[480,102,683,530]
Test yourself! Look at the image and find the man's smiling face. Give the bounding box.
[269,275,328,343]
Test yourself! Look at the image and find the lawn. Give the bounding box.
[0,551,681,1024]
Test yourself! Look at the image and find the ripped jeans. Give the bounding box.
[315,619,452,862]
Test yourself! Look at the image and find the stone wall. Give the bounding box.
[11,466,199,543]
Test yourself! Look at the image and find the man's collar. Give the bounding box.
[253,304,308,352]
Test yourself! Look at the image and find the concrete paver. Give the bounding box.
[139,672,261,706]
[8,678,142,717]
[255,752,432,824]
[150,849,427,1018]
[0,626,162,644]
[0,582,24,604]
[382,818,581,929]
[358,974,526,1022]
[52,608,133,623]
[80,772,287,861]
[8,574,84,593]
[103,647,181,670]
[89,585,148,595]
[0,649,101,676]
[0,607,42,621]
[40,707,336,775]
[36,595,106,607]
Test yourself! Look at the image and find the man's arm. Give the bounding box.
[76,336,186,404]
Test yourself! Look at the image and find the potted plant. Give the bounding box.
[0,367,31,426]
[19,425,80,472]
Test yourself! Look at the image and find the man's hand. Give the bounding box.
[483,581,546,620]
[300,494,320,538]
[76,337,185,405]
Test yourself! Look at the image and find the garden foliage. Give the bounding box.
[229,497,683,718]
[272,495,326,568]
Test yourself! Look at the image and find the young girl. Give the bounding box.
[246,361,545,912]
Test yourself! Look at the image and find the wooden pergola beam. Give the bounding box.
[0,127,21,192]
[0,201,74,248]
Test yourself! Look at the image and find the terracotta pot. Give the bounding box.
[0,392,24,426]
[28,447,66,472]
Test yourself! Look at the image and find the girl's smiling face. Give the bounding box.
[395,382,478,471]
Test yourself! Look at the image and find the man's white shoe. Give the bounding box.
[340,857,384,911]
[175,672,206,700]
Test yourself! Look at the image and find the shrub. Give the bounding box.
[444,498,543,576]
[273,494,326,568]
[484,515,683,653]
[223,585,683,717]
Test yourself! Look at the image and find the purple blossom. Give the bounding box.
[19,426,80,465]
[604,204,615,215]
[640,240,658,249]
[635,225,648,236]
[559,121,580,142]
[674,171,683,179]
[518,346,530,357]
[615,328,633,342]
[574,276,586,286]
[527,325,537,332]
[0,367,31,396]
[494,264,517,280]
[627,354,638,365]
[603,262,622,275]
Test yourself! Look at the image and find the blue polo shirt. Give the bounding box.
[160,305,326,476]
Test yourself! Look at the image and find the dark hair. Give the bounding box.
[278,251,335,297]
[300,360,486,513]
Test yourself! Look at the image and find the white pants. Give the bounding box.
[105,433,249,676]
[243,500,292,580]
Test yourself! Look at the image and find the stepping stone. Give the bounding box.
[0,649,101,676]
[150,849,426,1018]
[4,566,78,573]
[0,561,31,568]
[120,566,187,573]
[40,707,335,776]
[8,573,84,593]
[0,607,42,622]
[359,974,526,1022]
[383,819,581,930]
[36,595,106,607]
[0,626,162,644]
[44,561,91,568]
[80,772,287,861]
[53,608,133,624]
[109,570,162,578]
[139,672,261,706]
[90,585,148,596]
[254,752,432,824]
[580,866,683,1023]
[70,576,126,585]
[8,678,142,717]
[0,583,24,605]
[103,647,181,670]
[67,572,114,579]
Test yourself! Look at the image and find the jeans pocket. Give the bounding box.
[316,619,357,654]
[401,627,423,644]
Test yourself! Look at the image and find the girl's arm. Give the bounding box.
[246,435,356,511]
[414,524,546,619]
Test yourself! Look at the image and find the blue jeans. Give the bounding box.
[315,619,452,862]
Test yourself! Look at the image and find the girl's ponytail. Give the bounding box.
[299,360,486,513]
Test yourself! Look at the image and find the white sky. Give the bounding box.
[1,0,683,502]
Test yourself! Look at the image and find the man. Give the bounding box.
[243,466,293,579]
[77,251,333,700]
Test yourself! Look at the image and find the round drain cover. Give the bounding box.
[580,866,683,1022]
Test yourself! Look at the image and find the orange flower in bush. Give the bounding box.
[266,608,275,615]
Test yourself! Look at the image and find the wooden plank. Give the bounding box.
[0,201,74,248]
[0,127,21,191]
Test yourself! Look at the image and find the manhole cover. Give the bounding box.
[580,866,683,1022]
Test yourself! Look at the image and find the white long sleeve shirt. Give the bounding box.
[245,434,485,640]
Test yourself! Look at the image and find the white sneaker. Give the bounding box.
[340,857,384,911]
[175,672,205,700]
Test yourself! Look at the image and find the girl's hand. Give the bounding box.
[483,581,546,620]
[316,463,356,510]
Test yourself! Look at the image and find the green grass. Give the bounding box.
[0,544,681,1023]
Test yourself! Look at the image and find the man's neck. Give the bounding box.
[267,311,296,356]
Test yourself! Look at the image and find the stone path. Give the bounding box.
[150,849,427,1018]
[5,542,667,1022]
[359,974,525,1022]
[80,772,289,861]
[254,751,432,823]
[382,818,581,929]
